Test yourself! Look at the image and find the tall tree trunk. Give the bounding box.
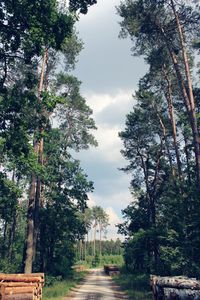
[156,110,174,177]
[170,0,200,190]
[159,6,200,191]
[8,212,17,260]
[33,48,48,259]
[23,171,37,273]
[8,170,17,260]
[183,130,192,186]
[99,223,102,265]
[93,221,97,257]
[23,49,48,273]
[162,65,182,178]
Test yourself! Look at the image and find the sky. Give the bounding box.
[72,0,148,239]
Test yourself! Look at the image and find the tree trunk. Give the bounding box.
[183,131,192,186]
[160,4,200,191]
[162,65,182,178]
[170,0,200,190]
[99,223,102,264]
[23,171,37,273]
[8,211,17,260]
[93,221,97,257]
[23,49,48,273]
[156,109,174,177]
[33,48,48,259]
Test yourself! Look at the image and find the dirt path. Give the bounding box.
[63,268,128,300]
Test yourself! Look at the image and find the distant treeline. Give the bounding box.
[76,239,123,260]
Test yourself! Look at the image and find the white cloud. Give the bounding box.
[85,89,133,116]
[106,206,121,225]
[94,125,122,163]
[86,191,132,240]
[74,89,134,239]
[81,89,134,163]
[105,207,123,240]
[87,196,96,208]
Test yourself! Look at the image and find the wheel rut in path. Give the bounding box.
[63,268,129,300]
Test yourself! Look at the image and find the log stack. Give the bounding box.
[0,273,44,300]
[104,265,120,276]
[150,275,200,300]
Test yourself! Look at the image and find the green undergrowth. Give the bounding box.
[76,254,124,268]
[113,272,152,300]
[43,271,87,300]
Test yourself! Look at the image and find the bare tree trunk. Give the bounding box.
[23,171,37,273]
[156,110,174,177]
[99,223,102,265]
[183,131,192,186]
[162,65,182,178]
[33,48,48,260]
[93,221,97,257]
[160,3,200,191]
[170,0,200,190]
[23,49,48,273]
[8,212,17,260]
[8,170,17,260]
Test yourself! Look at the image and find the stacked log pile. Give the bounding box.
[104,265,120,276]
[0,273,44,300]
[150,275,200,300]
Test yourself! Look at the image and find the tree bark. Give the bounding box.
[183,130,192,186]
[99,223,102,264]
[170,0,200,190]
[23,171,37,273]
[93,221,97,257]
[23,49,48,273]
[162,65,182,178]
[33,48,48,260]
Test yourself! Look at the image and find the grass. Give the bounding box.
[43,271,87,300]
[113,273,152,300]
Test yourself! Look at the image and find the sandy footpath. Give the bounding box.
[63,268,129,300]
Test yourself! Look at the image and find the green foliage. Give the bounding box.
[114,272,152,300]
[92,253,100,267]
[117,0,200,278]
[55,73,98,151]
[69,0,97,14]
[0,0,97,277]
[43,271,87,300]
[83,255,124,268]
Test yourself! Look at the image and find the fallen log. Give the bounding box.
[5,286,35,294]
[151,275,200,290]
[0,273,44,300]
[163,288,200,299]
[0,282,38,287]
[104,265,120,275]
[0,275,42,283]
[151,275,200,300]
[5,294,34,300]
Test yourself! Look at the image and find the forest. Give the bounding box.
[1,0,200,291]
[117,0,200,278]
[0,0,100,277]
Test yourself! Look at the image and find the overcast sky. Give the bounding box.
[72,0,148,239]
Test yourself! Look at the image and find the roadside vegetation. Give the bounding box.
[113,272,152,300]
[43,271,87,300]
